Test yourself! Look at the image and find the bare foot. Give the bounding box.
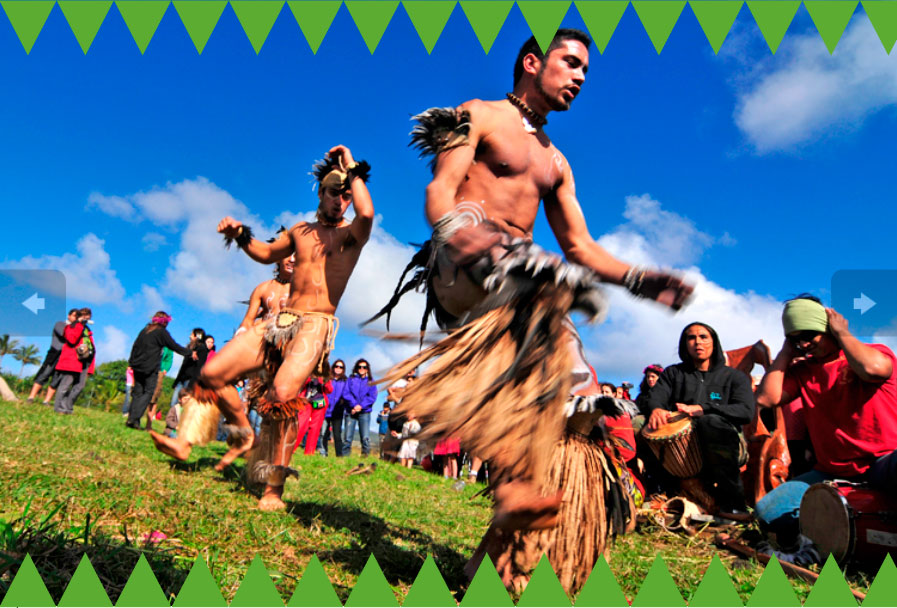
[258,486,286,511]
[214,433,254,471]
[492,481,563,531]
[149,430,192,461]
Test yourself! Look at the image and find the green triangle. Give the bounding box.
[804,555,859,607]
[862,553,897,606]
[517,1,573,53]
[0,0,54,53]
[172,0,226,54]
[574,555,628,607]
[459,0,513,53]
[745,555,800,607]
[172,556,226,607]
[58,0,113,53]
[460,554,514,607]
[231,554,284,607]
[689,0,742,53]
[116,554,170,607]
[344,0,399,53]
[862,0,897,53]
[231,0,283,54]
[689,554,743,607]
[746,0,800,53]
[804,0,858,53]
[57,554,113,607]
[287,555,341,607]
[631,555,686,607]
[631,0,686,53]
[0,554,55,607]
[403,555,456,607]
[344,554,398,607]
[517,554,571,607]
[287,0,339,53]
[115,1,168,53]
[403,0,455,53]
[573,0,627,54]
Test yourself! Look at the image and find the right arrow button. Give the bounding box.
[853,292,877,315]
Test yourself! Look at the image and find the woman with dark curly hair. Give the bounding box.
[341,359,378,457]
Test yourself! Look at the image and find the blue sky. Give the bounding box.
[2,2,896,397]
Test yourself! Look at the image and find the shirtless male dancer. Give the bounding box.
[373,30,693,592]
[217,144,373,510]
[150,253,294,470]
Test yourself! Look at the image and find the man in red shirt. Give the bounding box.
[754,295,897,545]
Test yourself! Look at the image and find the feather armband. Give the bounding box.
[622,265,648,297]
[431,211,473,246]
[346,160,371,183]
[224,225,253,250]
[410,107,471,171]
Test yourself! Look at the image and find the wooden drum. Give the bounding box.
[800,481,897,566]
[642,416,703,478]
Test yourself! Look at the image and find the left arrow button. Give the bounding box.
[22,293,45,315]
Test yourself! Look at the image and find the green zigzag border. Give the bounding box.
[1,0,895,55]
[1,551,893,606]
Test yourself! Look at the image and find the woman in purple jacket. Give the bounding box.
[319,359,348,456]
[341,359,378,457]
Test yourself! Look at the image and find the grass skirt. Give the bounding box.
[466,432,615,595]
[178,386,220,446]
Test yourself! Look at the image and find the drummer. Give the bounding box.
[644,322,755,514]
[754,296,897,547]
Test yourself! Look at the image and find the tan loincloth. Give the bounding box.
[262,308,338,380]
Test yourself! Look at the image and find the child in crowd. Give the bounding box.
[165,391,191,438]
[377,405,392,460]
[394,411,420,469]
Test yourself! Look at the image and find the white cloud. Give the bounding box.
[95,324,130,364]
[91,179,427,325]
[4,234,128,307]
[141,232,167,252]
[87,193,138,221]
[582,196,784,380]
[597,194,728,267]
[581,274,784,382]
[139,285,169,316]
[90,178,272,314]
[337,215,426,330]
[734,19,897,152]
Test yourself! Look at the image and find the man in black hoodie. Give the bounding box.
[645,322,755,513]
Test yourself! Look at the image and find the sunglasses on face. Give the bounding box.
[333,365,344,370]
[788,330,821,345]
[358,365,369,370]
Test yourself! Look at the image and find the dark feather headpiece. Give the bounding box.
[311,157,371,190]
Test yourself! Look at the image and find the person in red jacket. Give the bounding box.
[54,307,95,415]
[294,375,332,455]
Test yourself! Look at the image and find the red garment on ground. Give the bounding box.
[56,322,95,375]
[783,345,897,476]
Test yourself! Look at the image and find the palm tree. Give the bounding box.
[0,334,21,373]
[13,344,41,378]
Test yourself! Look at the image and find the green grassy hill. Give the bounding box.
[0,399,845,605]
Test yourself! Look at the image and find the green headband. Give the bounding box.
[782,299,828,335]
